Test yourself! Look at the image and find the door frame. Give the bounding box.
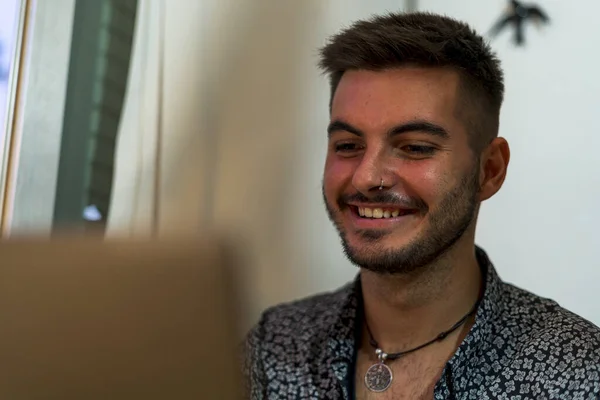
[0,0,77,236]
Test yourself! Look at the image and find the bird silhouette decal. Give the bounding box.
[489,0,550,46]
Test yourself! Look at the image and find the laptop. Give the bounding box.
[0,236,244,399]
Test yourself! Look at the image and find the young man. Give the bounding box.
[243,12,600,399]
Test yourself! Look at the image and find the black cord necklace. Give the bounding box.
[363,297,481,393]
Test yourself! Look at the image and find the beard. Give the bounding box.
[323,165,480,275]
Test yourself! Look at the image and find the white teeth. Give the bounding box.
[359,207,403,219]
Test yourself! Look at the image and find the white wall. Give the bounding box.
[416,0,600,325]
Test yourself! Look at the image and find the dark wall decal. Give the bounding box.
[489,0,550,46]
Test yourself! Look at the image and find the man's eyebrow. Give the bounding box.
[388,120,450,138]
[327,119,449,139]
[327,120,364,138]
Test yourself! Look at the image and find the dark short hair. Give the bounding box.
[318,12,504,152]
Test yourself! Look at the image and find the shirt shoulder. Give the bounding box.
[254,281,354,340]
[243,280,354,360]
[502,282,600,349]
[498,283,600,394]
[241,283,354,399]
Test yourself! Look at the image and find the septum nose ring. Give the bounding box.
[379,179,384,190]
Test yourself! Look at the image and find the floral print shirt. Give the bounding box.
[243,247,600,399]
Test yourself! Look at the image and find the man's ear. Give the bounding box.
[478,137,510,202]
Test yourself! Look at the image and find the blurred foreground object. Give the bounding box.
[106,0,324,327]
[0,235,243,399]
[489,0,550,46]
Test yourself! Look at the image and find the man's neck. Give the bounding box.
[359,242,482,353]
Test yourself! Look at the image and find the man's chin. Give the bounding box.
[341,229,431,273]
[342,247,405,274]
[347,227,414,246]
[344,235,406,259]
[354,229,392,242]
[343,245,424,275]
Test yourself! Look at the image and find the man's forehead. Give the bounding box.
[331,67,461,131]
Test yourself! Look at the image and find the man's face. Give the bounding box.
[323,67,482,274]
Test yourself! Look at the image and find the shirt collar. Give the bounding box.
[319,276,360,398]
[444,246,505,389]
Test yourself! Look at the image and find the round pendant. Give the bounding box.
[364,362,393,392]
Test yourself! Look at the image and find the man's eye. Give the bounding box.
[335,143,361,152]
[402,145,436,155]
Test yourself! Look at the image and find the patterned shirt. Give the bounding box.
[243,247,600,399]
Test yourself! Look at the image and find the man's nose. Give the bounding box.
[351,149,396,194]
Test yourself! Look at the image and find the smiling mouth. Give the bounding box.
[352,206,417,219]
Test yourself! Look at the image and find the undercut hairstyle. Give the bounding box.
[318,12,504,153]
